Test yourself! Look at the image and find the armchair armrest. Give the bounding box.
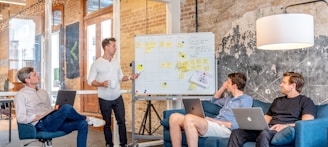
[161,109,185,129]
[17,123,37,139]
[163,109,185,119]
[295,117,328,147]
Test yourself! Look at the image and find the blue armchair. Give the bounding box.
[17,123,68,146]
[161,99,328,147]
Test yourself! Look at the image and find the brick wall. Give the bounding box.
[120,0,167,134]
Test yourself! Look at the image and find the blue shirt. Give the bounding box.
[211,94,253,130]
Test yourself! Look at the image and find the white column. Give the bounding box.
[166,0,182,110]
[44,0,52,92]
[113,0,120,146]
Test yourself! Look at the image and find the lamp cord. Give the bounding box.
[283,0,328,13]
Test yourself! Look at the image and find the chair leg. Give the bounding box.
[39,139,52,147]
[23,140,38,146]
[46,139,53,147]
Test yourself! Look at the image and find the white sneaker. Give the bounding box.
[87,117,105,127]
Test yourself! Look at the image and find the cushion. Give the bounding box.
[252,99,271,113]
[160,118,170,129]
[316,104,328,118]
[271,126,295,145]
[202,101,222,117]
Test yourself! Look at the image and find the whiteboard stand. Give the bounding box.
[138,100,162,135]
[130,61,163,146]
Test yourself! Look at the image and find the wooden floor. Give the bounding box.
[0,114,163,147]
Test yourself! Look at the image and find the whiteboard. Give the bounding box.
[134,32,216,95]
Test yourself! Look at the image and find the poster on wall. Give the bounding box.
[65,22,80,79]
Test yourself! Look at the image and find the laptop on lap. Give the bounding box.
[182,98,205,118]
[54,90,77,110]
[40,90,76,119]
[232,107,269,130]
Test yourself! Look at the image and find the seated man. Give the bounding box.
[228,72,317,147]
[169,72,253,147]
[14,67,106,147]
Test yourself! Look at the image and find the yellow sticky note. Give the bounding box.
[162,82,168,88]
[167,62,173,68]
[177,62,183,68]
[179,52,187,59]
[145,47,151,53]
[151,42,156,47]
[204,66,209,71]
[160,42,165,47]
[136,42,142,48]
[189,83,197,90]
[191,66,196,70]
[197,65,202,70]
[190,59,195,64]
[166,42,172,48]
[178,42,184,47]
[161,62,167,68]
[196,59,202,64]
[137,64,143,70]
[146,42,151,47]
[203,59,208,64]
[179,73,185,79]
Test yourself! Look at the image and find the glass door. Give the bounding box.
[82,13,112,113]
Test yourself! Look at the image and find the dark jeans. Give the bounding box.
[99,96,127,147]
[35,104,88,147]
[228,129,277,147]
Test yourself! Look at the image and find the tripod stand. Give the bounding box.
[138,100,162,135]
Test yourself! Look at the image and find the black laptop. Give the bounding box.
[54,90,77,110]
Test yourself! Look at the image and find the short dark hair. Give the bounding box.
[283,72,304,93]
[102,37,116,49]
[17,67,34,83]
[228,72,247,91]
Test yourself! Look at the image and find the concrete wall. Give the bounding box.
[180,0,328,104]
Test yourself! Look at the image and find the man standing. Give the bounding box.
[88,37,139,147]
[14,67,105,147]
[228,72,317,147]
[169,73,253,147]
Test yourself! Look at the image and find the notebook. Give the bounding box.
[182,98,205,118]
[232,107,269,130]
[40,90,76,119]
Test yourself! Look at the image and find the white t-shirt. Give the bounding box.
[88,57,124,100]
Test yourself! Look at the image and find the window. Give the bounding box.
[53,10,62,26]
[86,0,113,14]
[8,18,41,85]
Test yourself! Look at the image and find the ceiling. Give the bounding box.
[0,0,26,20]
[0,3,9,18]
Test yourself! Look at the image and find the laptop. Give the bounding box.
[40,90,76,119]
[182,98,205,118]
[232,107,269,130]
[54,90,77,110]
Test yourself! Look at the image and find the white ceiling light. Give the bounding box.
[256,14,314,50]
[0,0,26,5]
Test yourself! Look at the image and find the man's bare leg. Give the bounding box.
[169,113,185,147]
[184,114,209,147]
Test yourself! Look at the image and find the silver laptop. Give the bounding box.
[232,107,269,130]
[182,98,205,118]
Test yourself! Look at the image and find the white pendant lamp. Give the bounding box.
[256,14,314,50]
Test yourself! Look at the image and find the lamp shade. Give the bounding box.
[256,14,314,50]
